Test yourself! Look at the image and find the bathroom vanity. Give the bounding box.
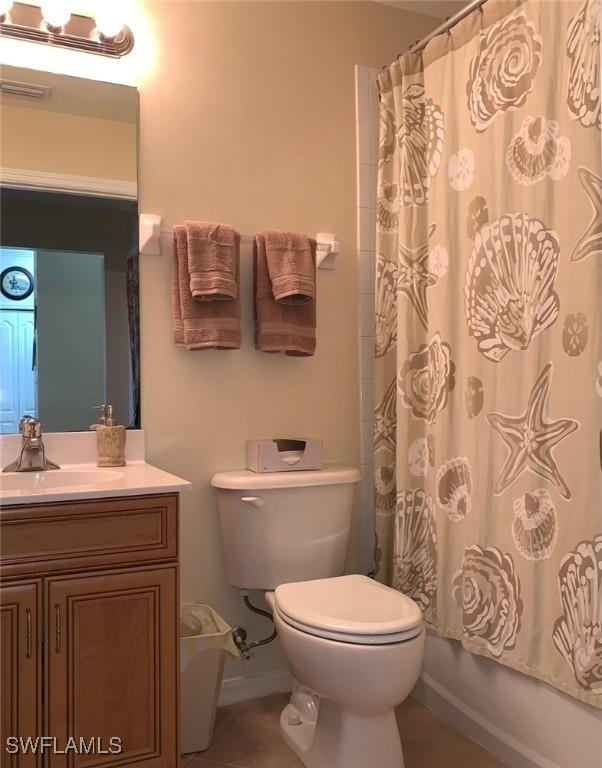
[0,60,192,766]
[0,434,190,768]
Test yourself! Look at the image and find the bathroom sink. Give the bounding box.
[0,469,123,493]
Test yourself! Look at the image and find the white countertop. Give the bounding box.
[0,461,191,506]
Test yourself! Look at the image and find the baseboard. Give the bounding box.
[218,668,293,707]
[413,674,564,768]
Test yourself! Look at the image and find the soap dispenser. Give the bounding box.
[94,405,126,467]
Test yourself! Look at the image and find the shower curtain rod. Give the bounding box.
[408,0,488,54]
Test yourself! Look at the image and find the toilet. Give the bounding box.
[211,466,424,768]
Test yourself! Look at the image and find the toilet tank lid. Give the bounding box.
[211,465,361,490]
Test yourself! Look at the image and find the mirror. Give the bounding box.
[0,65,139,433]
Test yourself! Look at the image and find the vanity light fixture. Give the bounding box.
[94,5,125,42]
[0,1,13,22]
[40,0,70,32]
[0,2,134,58]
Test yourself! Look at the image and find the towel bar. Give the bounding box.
[149,218,340,270]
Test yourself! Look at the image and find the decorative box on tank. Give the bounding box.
[245,439,323,473]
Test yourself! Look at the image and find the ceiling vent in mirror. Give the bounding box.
[0,79,51,99]
[0,2,134,58]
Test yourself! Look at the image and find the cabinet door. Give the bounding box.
[46,567,177,768]
[0,581,42,768]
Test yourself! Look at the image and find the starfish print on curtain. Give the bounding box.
[572,166,602,262]
[487,363,580,499]
[398,224,440,330]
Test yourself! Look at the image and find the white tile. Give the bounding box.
[360,547,375,575]
[360,501,375,529]
[360,460,374,474]
[361,468,375,496]
[368,165,378,210]
[361,338,375,378]
[356,120,371,166]
[360,464,374,492]
[361,431,373,464]
[355,69,371,123]
[360,377,374,421]
[360,430,372,460]
[358,164,373,209]
[361,530,375,564]
[360,501,374,530]
[369,122,380,167]
[361,481,375,515]
[357,212,372,254]
[354,65,367,123]
[360,293,375,337]
[368,75,380,123]
[356,65,369,98]
[358,248,374,292]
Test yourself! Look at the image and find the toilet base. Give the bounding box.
[280,688,404,768]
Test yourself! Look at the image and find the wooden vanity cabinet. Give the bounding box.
[0,493,180,768]
[0,580,42,768]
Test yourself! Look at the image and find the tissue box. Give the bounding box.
[245,439,323,473]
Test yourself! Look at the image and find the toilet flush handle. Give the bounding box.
[241,496,264,509]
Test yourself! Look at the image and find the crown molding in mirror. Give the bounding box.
[0,167,137,200]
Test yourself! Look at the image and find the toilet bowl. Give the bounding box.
[266,575,424,768]
[211,466,424,768]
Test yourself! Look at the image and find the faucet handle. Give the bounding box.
[20,417,41,438]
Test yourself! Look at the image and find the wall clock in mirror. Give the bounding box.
[0,266,34,300]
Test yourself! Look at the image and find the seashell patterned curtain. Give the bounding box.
[374,0,602,707]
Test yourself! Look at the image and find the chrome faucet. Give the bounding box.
[2,417,60,473]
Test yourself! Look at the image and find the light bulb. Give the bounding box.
[41,1,71,30]
[0,1,14,18]
[95,5,125,39]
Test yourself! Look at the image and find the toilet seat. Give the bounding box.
[273,574,423,645]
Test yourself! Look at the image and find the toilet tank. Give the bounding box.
[211,466,361,590]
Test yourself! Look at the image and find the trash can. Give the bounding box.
[180,603,240,754]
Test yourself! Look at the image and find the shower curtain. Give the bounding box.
[374,0,602,707]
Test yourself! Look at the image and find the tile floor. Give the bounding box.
[182,693,508,768]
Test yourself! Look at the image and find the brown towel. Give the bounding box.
[184,221,238,300]
[172,234,186,347]
[254,235,316,356]
[260,230,315,304]
[172,225,241,350]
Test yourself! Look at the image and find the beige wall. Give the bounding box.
[0,104,137,181]
[138,1,433,681]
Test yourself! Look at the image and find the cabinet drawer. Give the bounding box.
[0,494,178,578]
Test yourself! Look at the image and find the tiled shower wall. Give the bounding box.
[355,65,380,573]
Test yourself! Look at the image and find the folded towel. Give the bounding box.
[260,230,315,304]
[254,234,316,356]
[184,221,238,300]
[173,225,241,350]
[172,235,186,347]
